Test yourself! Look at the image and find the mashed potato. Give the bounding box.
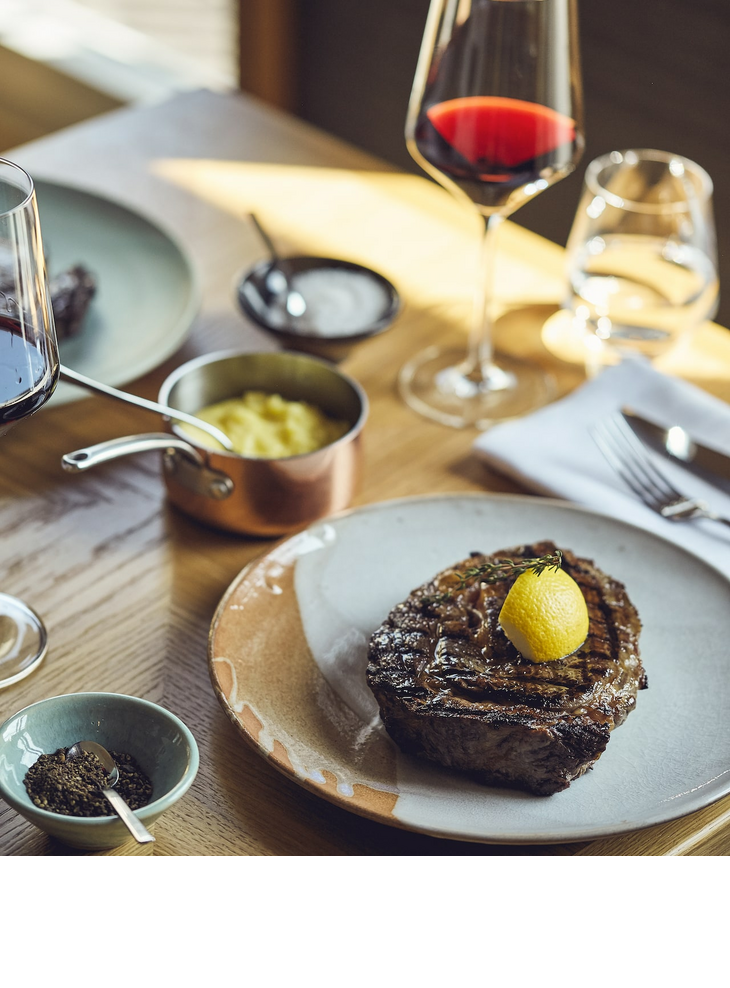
[180,390,349,458]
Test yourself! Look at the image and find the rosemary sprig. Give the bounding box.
[423,549,563,605]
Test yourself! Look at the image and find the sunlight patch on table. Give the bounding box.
[151,157,566,309]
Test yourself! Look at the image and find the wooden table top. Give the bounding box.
[2,88,730,856]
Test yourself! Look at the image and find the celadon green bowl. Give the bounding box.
[0,692,199,850]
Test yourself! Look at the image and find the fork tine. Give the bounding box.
[593,415,684,511]
[608,415,682,500]
[592,422,663,506]
[592,415,730,528]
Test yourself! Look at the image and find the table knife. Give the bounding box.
[621,408,730,491]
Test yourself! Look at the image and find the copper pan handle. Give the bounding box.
[61,434,234,500]
[62,433,205,471]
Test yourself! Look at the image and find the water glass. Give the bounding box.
[565,149,718,370]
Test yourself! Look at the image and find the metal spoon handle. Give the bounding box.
[101,787,155,844]
[59,365,234,452]
[248,212,280,262]
[246,214,307,318]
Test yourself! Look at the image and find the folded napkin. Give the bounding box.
[473,360,730,574]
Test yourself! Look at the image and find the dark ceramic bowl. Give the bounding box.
[236,255,401,361]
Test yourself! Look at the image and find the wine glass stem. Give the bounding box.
[459,213,512,392]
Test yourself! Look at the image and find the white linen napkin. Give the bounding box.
[472,360,730,574]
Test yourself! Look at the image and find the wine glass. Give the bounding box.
[564,148,719,376]
[401,0,584,428]
[0,157,59,689]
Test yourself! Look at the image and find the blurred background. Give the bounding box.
[1,0,728,325]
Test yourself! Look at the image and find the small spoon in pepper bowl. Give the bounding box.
[66,740,155,845]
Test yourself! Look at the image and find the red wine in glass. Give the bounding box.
[414,96,577,211]
[402,0,584,428]
[0,313,57,433]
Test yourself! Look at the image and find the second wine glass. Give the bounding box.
[0,157,59,689]
[401,0,584,428]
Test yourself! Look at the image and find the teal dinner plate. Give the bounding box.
[34,179,200,405]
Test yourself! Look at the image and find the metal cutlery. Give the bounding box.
[66,740,155,844]
[621,408,730,490]
[247,212,308,319]
[60,364,234,451]
[592,414,730,528]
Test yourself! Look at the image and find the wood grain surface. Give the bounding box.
[1,89,729,855]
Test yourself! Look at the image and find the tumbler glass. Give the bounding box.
[565,149,718,371]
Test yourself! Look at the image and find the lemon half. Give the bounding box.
[498,567,589,663]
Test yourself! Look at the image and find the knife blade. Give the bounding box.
[621,408,730,492]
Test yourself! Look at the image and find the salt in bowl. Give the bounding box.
[237,256,401,361]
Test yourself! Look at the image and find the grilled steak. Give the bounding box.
[50,265,97,341]
[0,264,97,341]
[366,540,645,796]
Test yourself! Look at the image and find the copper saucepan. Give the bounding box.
[62,350,368,536]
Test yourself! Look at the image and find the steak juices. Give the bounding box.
[366,541,645,795]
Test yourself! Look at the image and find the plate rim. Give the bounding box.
[33,176,202,400]
[208,491,730,845]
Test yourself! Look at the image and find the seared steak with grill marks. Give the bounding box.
[366,541,645,796]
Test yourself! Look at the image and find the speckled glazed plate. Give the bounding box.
[34,180,200,405]
[208,493,730,844]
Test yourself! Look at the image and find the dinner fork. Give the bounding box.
[592,414,730,529]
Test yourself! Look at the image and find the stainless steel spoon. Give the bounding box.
[59,365,235,452]
[247,213,307,318]
[66,740,155,844]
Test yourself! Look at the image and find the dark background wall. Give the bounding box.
[283,0,730,327]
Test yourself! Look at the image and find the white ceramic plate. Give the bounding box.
[35,180,200,405]
[208,493,730,844]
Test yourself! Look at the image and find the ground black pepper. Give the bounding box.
[24,747,153,817]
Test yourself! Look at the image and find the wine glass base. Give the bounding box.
[0,593,49,690]
[398,345,556,429]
